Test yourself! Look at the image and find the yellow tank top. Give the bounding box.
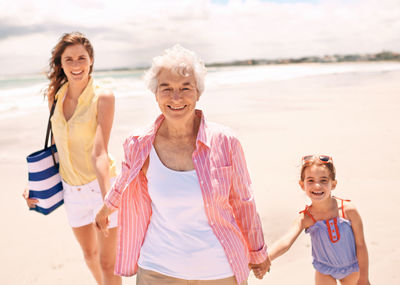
[51,78,116,185]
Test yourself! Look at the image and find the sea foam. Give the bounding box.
[1,62,400,119]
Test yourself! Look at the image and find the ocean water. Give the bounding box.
[1,62,399,119]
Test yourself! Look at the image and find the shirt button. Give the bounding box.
[210,222,214,226]
[221,240,224,244]
[205,204,209,208]
[194,159,197,163]
[200,180,204,184]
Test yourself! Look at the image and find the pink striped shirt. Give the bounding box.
[105,110,267,284]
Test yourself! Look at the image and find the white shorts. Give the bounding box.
[62,178,118,228]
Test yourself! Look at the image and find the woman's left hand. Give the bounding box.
[22,187,38,208]
[249,255,271,279]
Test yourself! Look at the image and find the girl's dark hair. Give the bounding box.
[300,157,336,181]
[45,32,94,103]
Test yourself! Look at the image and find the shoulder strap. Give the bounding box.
[299,205,316,223]
[44,99,57,149]
[44,99,58,168]
[333,196,351,219]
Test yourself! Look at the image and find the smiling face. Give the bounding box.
[61,44,93,83]
[299,164,337,202]
[155,68,200,122]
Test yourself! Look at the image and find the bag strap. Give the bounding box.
[44,99,57,149]
[44,99,58,168]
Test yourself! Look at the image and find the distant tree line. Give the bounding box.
[95,51,400,72]
[206,51,400,67]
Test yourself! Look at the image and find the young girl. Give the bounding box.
[268,155,370,285]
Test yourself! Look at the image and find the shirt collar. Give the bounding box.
[195,109,211,149]
[54,77,94,106]
[77,77,94,105]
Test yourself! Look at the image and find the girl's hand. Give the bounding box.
[249,255,271,279]
[95,205,111,237]
[22,188,38,208]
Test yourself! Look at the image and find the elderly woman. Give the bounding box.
[95,45,270,285]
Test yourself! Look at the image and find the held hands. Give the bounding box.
[95,205,112,237]
[22,187,38,208]
[249,255,271,279]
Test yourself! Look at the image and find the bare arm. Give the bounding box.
[268,214,306,261]
[96,130,142,236]
[346,203,370,285]
[91,91,115,198]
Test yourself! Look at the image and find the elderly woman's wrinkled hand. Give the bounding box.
[249,255,271,279]
[22,187,38,208]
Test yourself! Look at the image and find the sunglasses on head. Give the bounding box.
[302,155,333,165]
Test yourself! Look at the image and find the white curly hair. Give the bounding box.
[144,44,207,95]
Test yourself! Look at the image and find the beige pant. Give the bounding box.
[136,267,247,285]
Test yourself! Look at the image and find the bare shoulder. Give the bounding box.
[299,211,314,229]
[343,200,362,222]
[98,90,115,102]
[97,90,115,113]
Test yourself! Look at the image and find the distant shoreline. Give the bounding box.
[1,53,399,78]
[95,51,400,72]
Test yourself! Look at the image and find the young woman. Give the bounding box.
[23,32,121,285]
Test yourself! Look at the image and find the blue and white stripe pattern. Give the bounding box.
[27,145,63,215]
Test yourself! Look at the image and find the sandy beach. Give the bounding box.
[2,64,400,284]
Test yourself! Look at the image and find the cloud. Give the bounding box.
[0,0,399,75]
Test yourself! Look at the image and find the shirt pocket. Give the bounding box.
[211,166,233,200]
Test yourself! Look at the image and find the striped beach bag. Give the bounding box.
[26,100,63,215]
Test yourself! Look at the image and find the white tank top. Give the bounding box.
[137,146,233,280]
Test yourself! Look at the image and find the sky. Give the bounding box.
[0,0,399,75]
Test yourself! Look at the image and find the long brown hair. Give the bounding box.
[45,32,94,103]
